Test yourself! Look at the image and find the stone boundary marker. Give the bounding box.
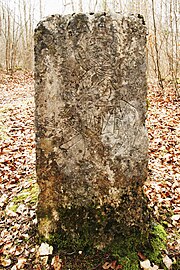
[34,13,150,248]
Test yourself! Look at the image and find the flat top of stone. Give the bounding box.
[35,12,146,31]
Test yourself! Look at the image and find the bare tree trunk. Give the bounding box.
[40,0,43,19]
[0,14,2,36]
[10,8,16,72]
[78,0,83,12]
[173,0,179,97]
[70,0,75,12]
[170,0,174,80]
[5,6,11,72]
[102,0,107,11]
[151,0,164,89]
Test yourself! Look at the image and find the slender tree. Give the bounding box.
[151,0,164,89]
[102,0,107,11]
[78,0,83,12]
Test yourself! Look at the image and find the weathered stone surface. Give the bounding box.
[34,13,149,247]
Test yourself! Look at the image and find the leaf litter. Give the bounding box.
[0,72,179,269]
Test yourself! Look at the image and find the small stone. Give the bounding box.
[39,242,53,256]
[171,214,180,221]
[162,255,172,269]
[16,257,26,269]
[140,259,151,270]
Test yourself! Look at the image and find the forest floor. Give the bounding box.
[0,71,179,270]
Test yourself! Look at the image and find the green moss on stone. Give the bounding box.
[172,257,180,270]
[144,224,167,265]
[39,205,169,269]
[105,232,144,270]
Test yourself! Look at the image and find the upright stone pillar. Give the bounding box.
[34,13,149,248]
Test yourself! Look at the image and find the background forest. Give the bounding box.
[0,0,179,96]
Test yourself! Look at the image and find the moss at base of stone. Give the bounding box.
[38,204,168,269]
[105,234,143,270]
[47,224,167,270]
[48,233,141,270]
[144,224,167,265]
[47,204,150,251]
[172,257,180,270]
